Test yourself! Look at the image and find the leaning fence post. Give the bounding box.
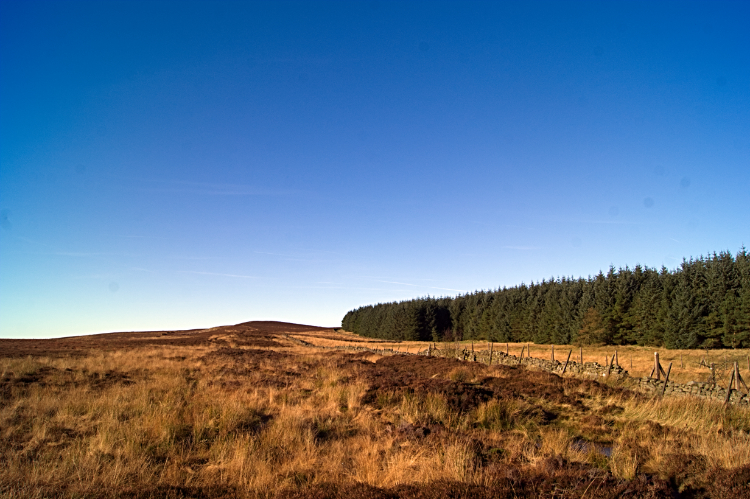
[489,342,494,366]
[650,353,655,378]
[725,368,736,404]
[562,349,572,374]
[660,362,672,397]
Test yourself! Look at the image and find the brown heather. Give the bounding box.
[1,322,749,498]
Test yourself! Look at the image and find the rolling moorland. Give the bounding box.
[2,321,750,498]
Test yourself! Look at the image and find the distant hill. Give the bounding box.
[0,321,336,357]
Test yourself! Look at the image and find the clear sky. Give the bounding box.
[1,1,749,338]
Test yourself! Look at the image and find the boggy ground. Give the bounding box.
[1,323,750,498]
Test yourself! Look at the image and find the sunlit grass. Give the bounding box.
[2,333,749,497]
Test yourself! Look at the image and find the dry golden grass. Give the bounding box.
[1,328,749,498]
[454,341,750,385]
[320,331,750,385]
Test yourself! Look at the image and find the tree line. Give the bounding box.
[341,249,750,349]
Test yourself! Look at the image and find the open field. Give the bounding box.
[2,322,750,498]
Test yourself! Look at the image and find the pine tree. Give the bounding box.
[340,248,748,349]
[576,307,607,345]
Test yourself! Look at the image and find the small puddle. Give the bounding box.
[571,438,612,457]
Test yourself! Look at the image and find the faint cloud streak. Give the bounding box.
[501,245,540,250]
[373,280,465,293]
[133,179,304,197]
[178,270,258,279]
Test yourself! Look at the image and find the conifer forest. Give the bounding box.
[342,249,750,349]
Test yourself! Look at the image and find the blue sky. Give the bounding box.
[1,1,749,338]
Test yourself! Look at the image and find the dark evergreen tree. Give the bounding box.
[341,249,748,349]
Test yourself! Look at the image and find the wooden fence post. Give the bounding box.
[489,342,494,366]
[651,352,662,380]
[551,344,555,363]
[660,363,672,397]
[724,368,736,404]
[506,343,509,355]
[615,350,618,367]
[562,350,572,374]
[580,346,583,364]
